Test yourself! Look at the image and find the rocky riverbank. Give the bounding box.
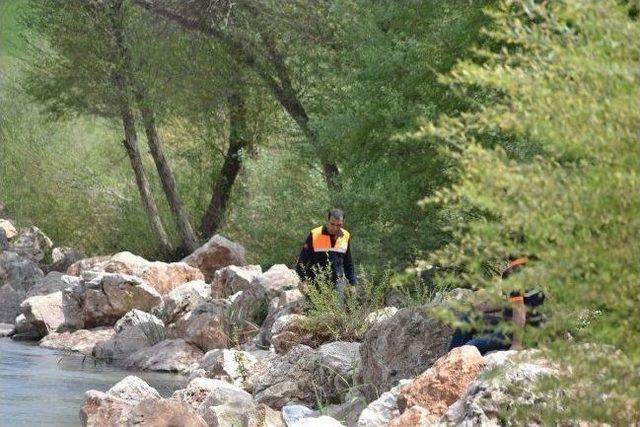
[0,218,561,426]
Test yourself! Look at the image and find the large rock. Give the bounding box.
[80,390,134,426]
[160,280,211,324]
[193,348,258,386]
[252,345,332,409]
[127,399,207,427]
[40,327,115,355]
[18,291,66,337]
[0,251,44,323]
[197,380,257,426]
[10,226,53,262]
[211,264,262,298]
[0,219,17,240]
[181,235,245,282]
[228,286,269,345]
[258,301,306,350]
[256,264,300,299]
[270,314,317,354]
[441,351,559,425]
[391,345,486,423]
[172,377,278,427]
[167,301,229,352]
[103,252,204,295]
[318,341,361,396]
[48,247,85,273]
[108,375,162,403]
[94,309,165,361]
[26,271,80,298]
[0,284,26,325]
[172,377,226,409]
[67,255,111,276]
[80,272,162,328]
[356,380,412,427]
[356,307,453,401]
[80,375,162,426]
[123,339,204,372]
[80,376,208,427]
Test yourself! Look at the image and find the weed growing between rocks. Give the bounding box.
[300,267,390,343]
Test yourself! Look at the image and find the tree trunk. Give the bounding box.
[117,84,172,253]
[109,0,171,254]
[200,91,250,237]
[136,88,199,253]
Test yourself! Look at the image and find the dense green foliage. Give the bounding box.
[420,0,640,422]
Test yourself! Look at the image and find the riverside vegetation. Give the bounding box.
[1,0,639,424]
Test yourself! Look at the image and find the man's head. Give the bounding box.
[326,208,344,235]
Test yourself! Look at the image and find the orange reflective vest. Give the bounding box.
[310,226,350,254]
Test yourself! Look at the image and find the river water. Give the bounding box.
[0,338,188,426]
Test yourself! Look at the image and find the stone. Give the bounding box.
[195,348,258,385]
[26,271,80,298]
[211,264,262,298]
[182,235,245,282]
[81,272,163,328]
[258,301,306,350]
[270,314,316,354]
[48,247,85,273]
[161,280,211,324]
[0,251,44,323]
[228,286,269,345]
[277,289,305,308]
[80,390,133,426]
[168,300,229,352]
[252,345,331,409]
[386,405,431,427]
[392,346,485,422]
[356,380,412,427]
[103,252,205,295]
[256,264,300,299]
[0,228,9,250]
[94,310,165,361]
[172,378,254,421]
[356,307,453,401]
[67,255,111,276]
[325,394,367,427]
[129,399,207,426]
[441,350,559,425]
[80,376,162,426]
[256,404,287,427]
[282,404,316,425]
[0,322,14,337]
[289,416,345,427]
[19,291,66,337]
[108,375,162,403]
[10,226,53,262]
[0,284,25,325]
[318,341,361,397]
[0,219,17,240]
[364,307,398,326]
[40,327,115,355]
[123,338,204,372]
[194,379,254,410]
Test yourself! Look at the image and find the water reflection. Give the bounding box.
[0,338,187,426]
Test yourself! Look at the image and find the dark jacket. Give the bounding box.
[295,225,357,285]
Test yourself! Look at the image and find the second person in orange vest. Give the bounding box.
[295,208,357,303]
